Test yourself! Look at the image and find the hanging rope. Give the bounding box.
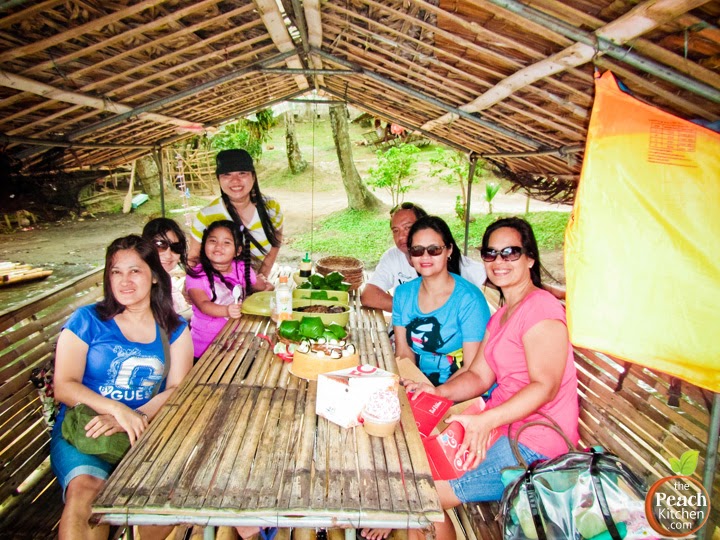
[310,101,316,255]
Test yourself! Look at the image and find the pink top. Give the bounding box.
[484,289,579,458]
[186,260,256,357]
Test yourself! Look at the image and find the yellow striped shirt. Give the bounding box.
[190,196,283,260]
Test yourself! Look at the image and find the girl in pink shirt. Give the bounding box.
[186,220,257,359]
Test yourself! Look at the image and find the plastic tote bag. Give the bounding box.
[499,419,651,540]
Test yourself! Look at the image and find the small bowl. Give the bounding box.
[291,298,350,327]
[292,288,349,305]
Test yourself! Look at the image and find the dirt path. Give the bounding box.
[275,185,570,238]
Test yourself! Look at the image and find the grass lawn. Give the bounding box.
[289,209,570,267]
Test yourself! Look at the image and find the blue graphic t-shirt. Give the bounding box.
[392,275,491,385]
[56,305,187,422]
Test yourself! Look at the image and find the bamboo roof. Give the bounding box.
[1,0,719,201]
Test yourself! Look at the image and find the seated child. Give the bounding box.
[186,220,257,359]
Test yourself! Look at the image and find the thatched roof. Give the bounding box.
[1,0,718,201]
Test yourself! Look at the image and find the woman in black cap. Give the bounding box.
[189,149,281,288]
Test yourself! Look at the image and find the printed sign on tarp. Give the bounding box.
[565,71,720,392]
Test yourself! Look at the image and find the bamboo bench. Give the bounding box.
[0,269,104,539]
[361,130,430,151]
[453,289,720,540]
[362,129,397,150]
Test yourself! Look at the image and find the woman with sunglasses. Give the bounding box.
[142,218,194,321]
[392,216,491,386]
[403,217,579,540]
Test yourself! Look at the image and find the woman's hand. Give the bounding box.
[84,414,123,438]
[402,379,437,400]
[228,303,242,319]
[449,412,497,470]
[85,406,148,445]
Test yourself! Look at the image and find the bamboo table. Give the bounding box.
[91,297,443,537]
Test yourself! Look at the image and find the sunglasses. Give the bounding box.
[409,244,447,257]
[390,202,419,215]
[480,246,525,262]
[154,239,184,254]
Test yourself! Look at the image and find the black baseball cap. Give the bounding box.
[216,149,255,175]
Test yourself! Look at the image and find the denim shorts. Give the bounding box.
[50,420,114,501]
[449,436,547,503]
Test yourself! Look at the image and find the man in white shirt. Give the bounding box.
[361,202,487,312]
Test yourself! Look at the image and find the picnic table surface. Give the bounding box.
[91,293,443,533]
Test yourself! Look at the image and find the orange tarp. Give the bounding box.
[565,71,720,392]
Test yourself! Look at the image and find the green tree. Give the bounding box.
[430,148,490,220]
[209,108,276,160]
[367,144,420,207]
[210,123,260,157]
[245,109,276,145]
[285,111,307,174]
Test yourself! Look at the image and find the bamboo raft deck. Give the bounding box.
[91,296,443,532]
[0,261,53,288]
[0,269,105,539]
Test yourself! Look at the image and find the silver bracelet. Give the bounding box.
[136,410,149,422]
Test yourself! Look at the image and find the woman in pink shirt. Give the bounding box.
[403,217,579,540]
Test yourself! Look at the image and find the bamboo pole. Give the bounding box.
[157,147,166,217]
[698,392,720,540]
[463,155,477,256]
[123,160,137,214]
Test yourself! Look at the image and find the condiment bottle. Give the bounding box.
[275,275,293,322]
[299,252,312,278]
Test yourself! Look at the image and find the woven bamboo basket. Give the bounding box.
[316,256,364,291]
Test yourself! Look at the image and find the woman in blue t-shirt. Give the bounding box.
[50,235,193,540]
[392,216,491,385]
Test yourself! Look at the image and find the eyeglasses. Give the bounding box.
[480,246,525,262]
[154,239,184,254]
[408,244,447,257]
[390,202,418,215]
